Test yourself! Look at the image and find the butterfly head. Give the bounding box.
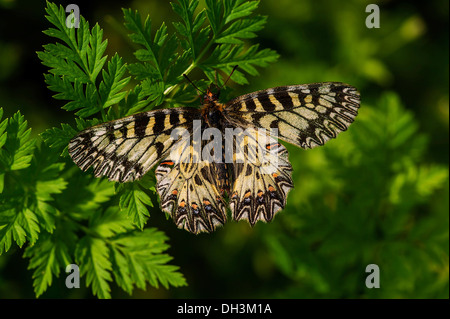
[184,65,238,106]
[203,86,220,104]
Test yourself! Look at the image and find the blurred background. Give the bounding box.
[0,0,448,298]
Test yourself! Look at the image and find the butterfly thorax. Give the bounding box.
[200,89,226,127]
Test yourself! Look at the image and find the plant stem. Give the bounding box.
[162,33,217,97]
[163,62,196,96]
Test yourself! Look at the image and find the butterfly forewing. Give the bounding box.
[225,82,360,149]
[68,107,200,182]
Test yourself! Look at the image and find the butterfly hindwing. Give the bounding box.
[230,127,293,225]
[155,132,227,234]
[225,82,360,149]
[68,108,199,182]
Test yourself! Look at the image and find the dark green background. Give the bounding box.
[0,0,448,298]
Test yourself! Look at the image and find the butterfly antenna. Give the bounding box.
[183,73,205,95]
[220,65,238,90]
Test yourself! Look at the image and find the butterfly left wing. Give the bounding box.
[155,131,227,234]
[68,108,199,182]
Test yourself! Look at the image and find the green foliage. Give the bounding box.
[0,0,277,298]
[41,123,77,156]
[116,174,155,230]
[0,109,35,172]
[0,109,40,254]
[123,0,278,109]
[39,2,131,120]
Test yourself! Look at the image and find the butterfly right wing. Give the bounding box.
[68,108,200,182]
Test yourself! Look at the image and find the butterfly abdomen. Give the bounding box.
[212,162,231,194]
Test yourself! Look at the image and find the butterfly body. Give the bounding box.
[69,81,360,234]
[199,87,237,195]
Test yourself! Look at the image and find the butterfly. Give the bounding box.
[68,71,360,234]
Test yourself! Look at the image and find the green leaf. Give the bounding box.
[44,74,99,118]
[40,2,130,119]
[26,239,59,297]
[33,178,66,233]
[23,142,67,234]
[41,2,108,83]
[24,230,72,298]
[205,0,221,37]
[165,50,192,86]
[99,54,131,109]
[90,208,134,238]
[75,235,112,299]
[57,177,115,215]
[172,0,209,60]
[73,207,178,299]
[117,85,150,117]
[140,79,166,106]
[201,44,279,84]
[0,207,40,254]
[123,9,189,107]
[215,16,266,44]
[74,117,102,131]
[224,0,260,24]
[0,110,35,171]
[117,175,154,230]
[111,228,187,294]
[41,123,77,156]
[0,139,67,254]
[86,24,109,82]
[123,9,164,81]
[205,0,263,43]
[38,46,90,83]
[0,173,4,194]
